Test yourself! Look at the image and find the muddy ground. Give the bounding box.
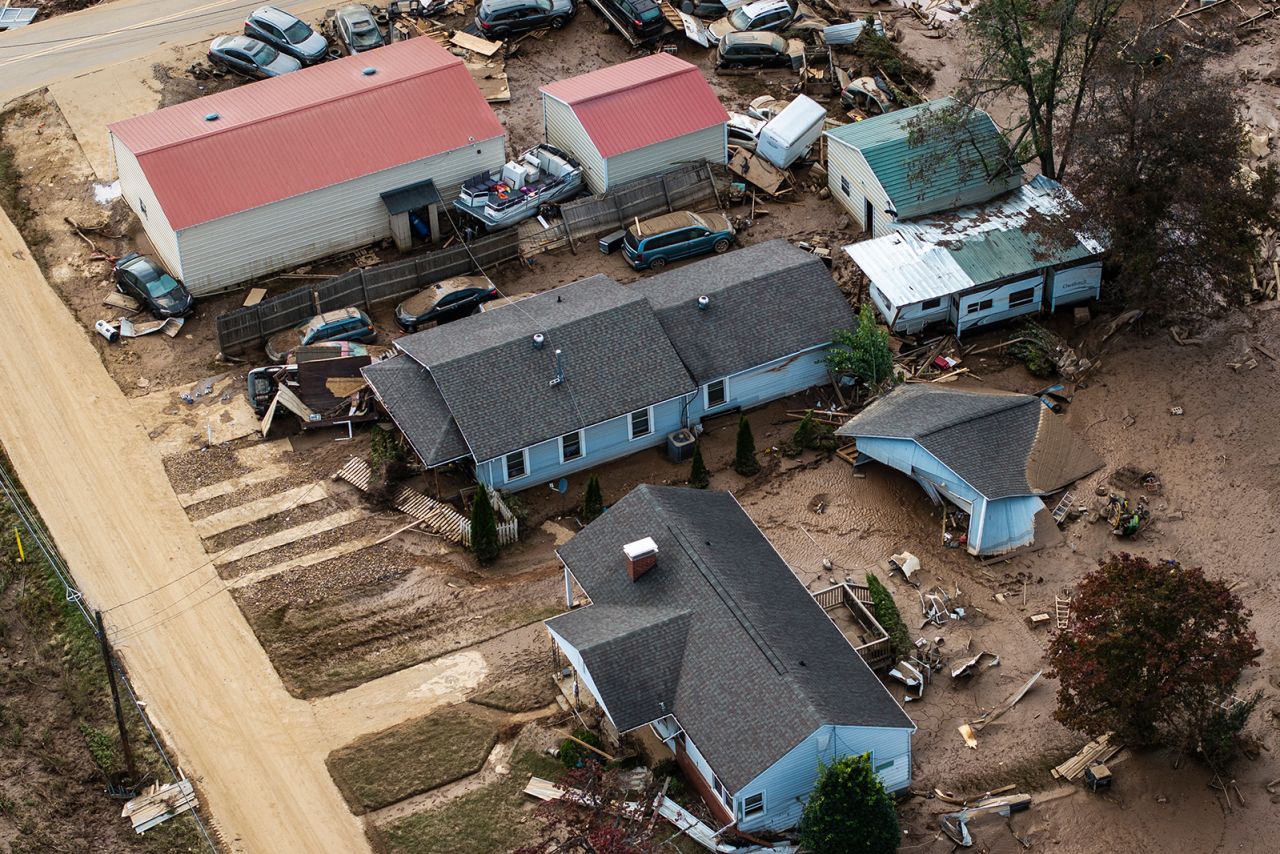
[3,2,1280,851]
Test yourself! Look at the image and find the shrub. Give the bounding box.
[581,475,604,523]
[733,416,760,477]
[469,485,500,565]
[557,728,603,768]
[688,444,710,489]
[799,754,899,854]
[865,573,912,660]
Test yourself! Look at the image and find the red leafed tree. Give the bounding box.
[1047,553,1261,751]
[513,763,665,854]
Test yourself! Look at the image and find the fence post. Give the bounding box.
[359,266,370,311]
[660,173,672,211]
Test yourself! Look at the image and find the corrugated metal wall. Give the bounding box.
[735,724,913,832]
[174,136,506,294]
[825,139,892,236]
[543,95,607,193]
[603,125,727,191]
[474,397,687,492]
[112,136,184,280]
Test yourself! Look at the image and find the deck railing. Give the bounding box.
[812,582,892,671]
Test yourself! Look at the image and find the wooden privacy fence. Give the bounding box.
[216,230,519,355]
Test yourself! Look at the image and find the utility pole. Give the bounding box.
[96,610,138,784]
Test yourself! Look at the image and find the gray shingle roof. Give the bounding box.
[362,356,470,466]
[630,240,855,384]
[547,486,913,793]
[836,385,1102,499]
[394,276,696,463]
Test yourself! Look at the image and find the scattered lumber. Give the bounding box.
[1052,733,1122,781]
[122,778,198,834]
[450,31,502,56]
[970,670,1042,732]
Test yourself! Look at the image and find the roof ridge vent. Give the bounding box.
[697,295,710,311]
[532,332,546,350]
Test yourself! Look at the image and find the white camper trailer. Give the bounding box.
[756,95,826,169]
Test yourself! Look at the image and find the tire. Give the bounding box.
[649,257,667,271]
[713,238,731,254]
[551,15,568,29]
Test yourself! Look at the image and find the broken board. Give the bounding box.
[450,31,502,56]
[243,287,267,307]
[467,61,511,102]
[103,292,141,312]
[728,147,789,195]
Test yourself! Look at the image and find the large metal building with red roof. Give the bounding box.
[540,54,727,194]
[109,38,506,294]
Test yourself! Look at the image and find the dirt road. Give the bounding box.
[0,209,370,852]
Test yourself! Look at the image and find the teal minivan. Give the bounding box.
[622,211,736,271]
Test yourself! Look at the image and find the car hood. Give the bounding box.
[152,289,193,314]
[552,0,575,12]
[264,53,302,75]
[296,31,328,57]
[708,18,737,40]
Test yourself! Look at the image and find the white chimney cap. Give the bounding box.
[623,537,658,559]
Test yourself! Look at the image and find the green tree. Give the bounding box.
[799,754,900,854]
[826,305,893,395]
[1048,554,1261,754]
[866,572,912,660]
[469,485,500,565]
[733,416,760,477]
[959,0,1124,179]
[687,444,710,489]
[581,475,604,523]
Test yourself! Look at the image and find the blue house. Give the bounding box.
[364,240,853,492]
[546,485,914,832]
[836,386,1102,555]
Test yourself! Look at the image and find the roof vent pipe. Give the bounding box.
[362,67,378,76]
[697,295,710,311]
[549,349,565,387]
[532,332,545,350]
[203,112,220,122]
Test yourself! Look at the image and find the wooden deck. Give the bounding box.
[813,582,893,671]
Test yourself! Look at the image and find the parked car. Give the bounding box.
[716,31,792,69]
[622,211,735,271]
[602,0,666,41]
[208,35,302,79]
[112,253,195,318]
[707,0,793,44]
[840,75,895,114]
[475,0,576,38]
[244,6,328,64]
[395,276,500,332]
[265,307,377,362]
[726,111,764,151]
[454,144,583,231]
[680,0,728,18]
[335,4,384,54]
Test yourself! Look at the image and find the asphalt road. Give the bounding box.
[0,0,331,104]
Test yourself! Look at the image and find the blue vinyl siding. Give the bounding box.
[853,436,1045,555]
[734,724,913,833]
[689,345,832,421]
[474,396,686,492]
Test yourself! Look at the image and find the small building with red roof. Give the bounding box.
[540,54,728,194]
[109,38,505,294]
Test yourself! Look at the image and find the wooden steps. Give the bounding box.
[336,457,470,544]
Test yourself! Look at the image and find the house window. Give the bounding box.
[504,450,526,481]
[1009,287,1036,308]
[706,379,727,409]
[921,297,942,310]
[560,430,583,463]
[966,298,994,314]
[712,775,732,807]
[629,407,652,440]
[840,176,851,197]
[743,792,765,817]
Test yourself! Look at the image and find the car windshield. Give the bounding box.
[640,7,661,20]
[729,8,752,27]
[283,19,311,42]
[245,40,279,62]
[351,22,380,45]
[129,263,179,298]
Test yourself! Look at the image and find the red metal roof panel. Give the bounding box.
[540,54,727,159]
[109,39,505,230]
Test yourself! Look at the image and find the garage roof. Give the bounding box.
[540,54,727,159]
[109,39,504,230]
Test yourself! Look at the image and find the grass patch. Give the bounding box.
[471,678,558,714]
[376,746,563,854]
[328,706,499,813]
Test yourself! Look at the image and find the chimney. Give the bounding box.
[623,537,658,582]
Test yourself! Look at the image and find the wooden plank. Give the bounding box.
[104,292,141,311]
[243,287,267,307]
[192,483,330,538]
[450,31,503,56]
[213,508,373,565]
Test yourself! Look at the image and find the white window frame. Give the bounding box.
[559,429,585,464]
[503,449,528,482]
[628,406,653,441]
[742,791,765,817]
[712,775,732,808]
[705,378,728,410]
